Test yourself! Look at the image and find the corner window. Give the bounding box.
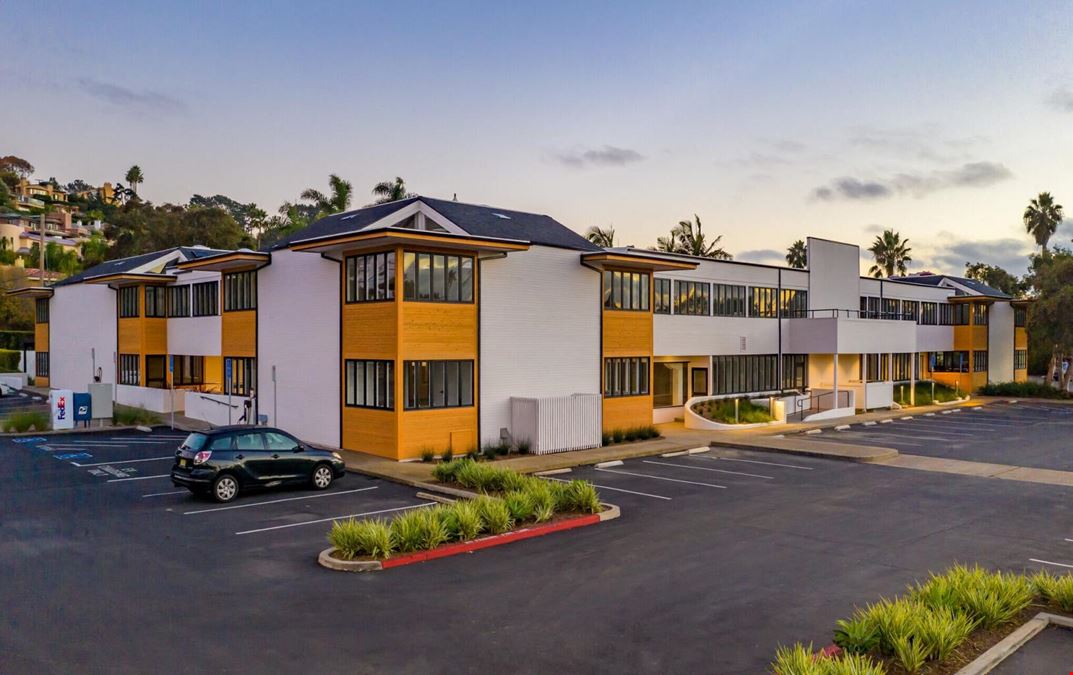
[403,360,474,409]
[603,357,650,397]
[167,286,191,317]
[345,359,395,410]
[779,289,808,318]
[602,271,650,311]
[972,304,989,326]
[346,251,395,303]
[403,252,473,303]
[654,278,672,314]
[192,281,219,316]
[223,271,256,311]
[145,286,167,318]
[118,286,139,318]
[1014,306,1026,327]
[35,298,49,324]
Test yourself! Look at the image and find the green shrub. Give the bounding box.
[465,447,480,461]
[913,606,975,662]
[441,447,453,463]
[980,381,1073,399]
[0,348,21,373]
[454,459,495,490]
[516,439,531,454]
[525,480,556,522]
[901,381,961,406]
[691,398,773,424]
[612,428,624,443]
[328,518,393,560]
[440,501,483,541]
[824,652,886,675]
[481,442,499,460]
[771,643,821,675]
[3,410,49,432]
[432,458,463,483]
[390,508,430,552]
[640,425,660,439]
[417,508,449,550]
[563,479,601,514]
[601,432,612,446]
[474,496,513,534]
[503,490,535,522]
[113,405,160,426]
[891,635,929,673]
[910,564,1033,629]
[624,427,638,442]
[420,447,435,463]
[833,614,879,654]
[548,480,572,512]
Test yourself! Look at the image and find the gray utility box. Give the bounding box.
[88,382,114,421]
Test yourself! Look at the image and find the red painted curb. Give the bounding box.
[380,513,602,569]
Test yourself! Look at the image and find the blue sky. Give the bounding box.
[4,1,1072,274]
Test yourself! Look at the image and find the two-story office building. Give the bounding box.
[16,196,1028,460]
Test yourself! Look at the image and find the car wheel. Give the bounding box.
[211,474,240,503]
[311,464,333,490]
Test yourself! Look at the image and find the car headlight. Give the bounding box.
[331,452,342,460]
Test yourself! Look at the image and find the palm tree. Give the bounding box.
[585,225,616,248]
[300,174,353,216]
[372,177,414,204]
[868,229,912,278]
[1023,192,1064,254]
[654,215,732,259]
[124,165,143,196]
[786,240,807,269]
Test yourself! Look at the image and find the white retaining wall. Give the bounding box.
[115,384,185,413]
[185,391,249,427]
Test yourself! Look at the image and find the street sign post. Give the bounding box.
[225,358,233,425]
[168,355,175,430]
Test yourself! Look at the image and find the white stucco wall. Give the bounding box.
[256,249,340,447]
[479,245,600,446]
[988,301,1015,383]
[49,283,116,391]
[655,315,782,355]
[807,238,860,311]
[167,270,222,355]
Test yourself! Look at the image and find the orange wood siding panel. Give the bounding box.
[118,317,142,354]
[34,323,48,352]
[1015,327,1028,350]
[341,302,397,360]
[221,310,256,357]
[602,309,652,357]
[143,318,167,355]
[398,302,477,360]
[36,377,49,387]
[399,408,478,459]
[602,395,654,432]
[342,407,398,458]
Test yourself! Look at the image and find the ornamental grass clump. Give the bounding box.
[563,480,601,514]
[910,564,1034,629]
[390,508,430,553]
[474,496,512,534]
[1031,569,1073,612]
[416,508,449,550]
[770,643,886,675]
[328,518,393,560]
[525,481,556,522]
[503,490,535,522]
[440,501,483,542]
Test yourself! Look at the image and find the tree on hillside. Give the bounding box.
[786,240,807,268]
[585,225,616,248]
[104,203,244,260]
[653,215,731,259]
[301,174,353,217]
[125,165,144,196]
[867,229,912,278]
[1026,249,1073,388]
[80,232,110,269]
[964,262,1026,297]
[372,176,414,204]
[189,194,265,242]
[1023,192,1064,254]
[0,180,12,210]
[24,242,80,276]
[0,156,34,180]
[0,267,35,330]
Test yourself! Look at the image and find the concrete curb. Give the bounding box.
[318,503,617,573]
[954,612,1073,675]
[416,491,456,505]
[711,438,899,464]
[0,424,155,438]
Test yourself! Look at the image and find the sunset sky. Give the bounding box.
[4,0,1072,274]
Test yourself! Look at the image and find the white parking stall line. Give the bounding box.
[642,459,774,480]
[72,456,174,467]
[235,502,434,536]
[1065,538,1073,544]
[107,474,170,482]
[183,487,379,515]
[1030,558,1073,570]
[704,455,814,471]
[142,490,188,498]
[543,475,671,500]
[595,467,726,489]
[47,442,130,448]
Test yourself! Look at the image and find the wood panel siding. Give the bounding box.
[342,406,398,459]
[221,310,256,357]
[118,318,142,354]
[143,318,167,355]
[398,302,477,360]
[602,310,653,357]
[399,407,478,459]
[602,395,654,431]
[341,301,397,360]
[34,323,48,353]
[1014,327,1028,382]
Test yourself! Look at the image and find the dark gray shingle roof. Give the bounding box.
[893,274,1011,299]
[55,247,231,287]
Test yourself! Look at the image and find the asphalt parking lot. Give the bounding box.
[0,388,48,416]
[7,425,1073,673]
[798,401,1073,471]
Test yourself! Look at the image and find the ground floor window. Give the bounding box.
[172,355,205,386]
[145,355,167,389]
[861,354,882,382]
[604,357,650,398]
[226,357,256,396]
[404,360,474,409]
[891,353,912,381]
[35,351,49,378]
[119,354,139,385]
[781,354,808,391]
[973,350,988,373]
[653,362,687,407]
[345,359,394,409]
[929,351,970,373]
[712,354,779,395]
[691,367,708,397]
[1014,349,1027,370]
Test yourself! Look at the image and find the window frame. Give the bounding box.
[223,270,257,312]
[224,356,256,396]
[118,354,140,385]
[1014,306,1027,327]
[602,270,650,312]
[712,283,747,317]
[166,285,191,318]
[35,298,49,324]
[118,286,140,318]
[653,278,672,314]
[35,351,49,378]
[191,281,219,317]
[403,252,474,304]
[603,357,650,398]
[691,367,708,397]
[144,286,167,318]
[748,286,778,318]
[1014,349,1027,370]
[403,359,474,410]
[344,359,396,410]
[673,280,710,316]
[345,251,396,303]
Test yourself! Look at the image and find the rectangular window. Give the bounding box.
[345,251,396,303]
[344,360,395,410]
[673,280,710,316]
[145,355,167,388]
[118,286,139,318]
[1014,306,1026,327]
[891,353,912,381]
[403,252,474,303]
[191,281,219,317]
[931,351,971,373]
[859,296,881,319]
[972,304,989,326]
[166,286,191,317]
[748,287,778,318]
[654,278,672,314]
[882,298,899,319]
[901,300,919,322]
[403,360,473,409]
[35,351,49,378]
[1014,349,1027,370]
[144,286,167,318]
[939,303,969,326]
[172,355,205,386]
[861,354,882,382]
[691,368,708,397]
[224,271,257,311]
[35,298,49,324]
[602,270,649,311]
[224,357,256,396]
[712,284,747,317]
[711,354,781,395]
[781,354,808,390]
[920,302,938,325]
[779,289,808,318]
[119,354,139,385]
[603,357,650,397]
[973,350,988,372]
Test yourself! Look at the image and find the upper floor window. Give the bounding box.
[713,283,746,317]
[35,298,48,324]
[167,286,191,317]
[224,270,256,311]
[749,286,778,318]
[860,296,880,319]
[346,251,395,303]
[403,252,473,303]
[901,300,919,322]
[972,304,989,326]
[939,303,969,326]
[1014,306,1026,327]
[603,270,649,311]
[920,302,938,325]
[192,281,219,317]
[653,278,672,314]
[144,286,167,318]
[780,289,808,318]
[882,298,899,318]
[674,280,709,316]
[118,286,139,318]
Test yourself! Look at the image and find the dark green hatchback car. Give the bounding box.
[171,425,346,503]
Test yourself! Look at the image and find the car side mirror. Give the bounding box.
[294,444,305,452]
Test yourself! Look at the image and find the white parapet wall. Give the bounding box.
[184,392,249,428]
[510,394,601,454]
[115,385,186,414]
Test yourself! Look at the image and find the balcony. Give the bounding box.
[784,308,919,354]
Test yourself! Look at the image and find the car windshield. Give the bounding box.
[181,433,209,451]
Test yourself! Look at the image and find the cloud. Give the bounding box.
[916,235,1035,276]
[553,145,644,168]
[811,161,1012,201]
[847,126,987,164]
[77,77,186,114]
[736,248,785,265]
[1047,87,1073,113]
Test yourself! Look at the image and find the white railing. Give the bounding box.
[184,392,249,427]
[115,384,185,413]
[510,394,601,455]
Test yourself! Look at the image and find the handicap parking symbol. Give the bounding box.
[13,437,46,444]
[55,452,92,460]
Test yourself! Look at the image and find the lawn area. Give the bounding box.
[691,398,773,424]
[894,381,960,407]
